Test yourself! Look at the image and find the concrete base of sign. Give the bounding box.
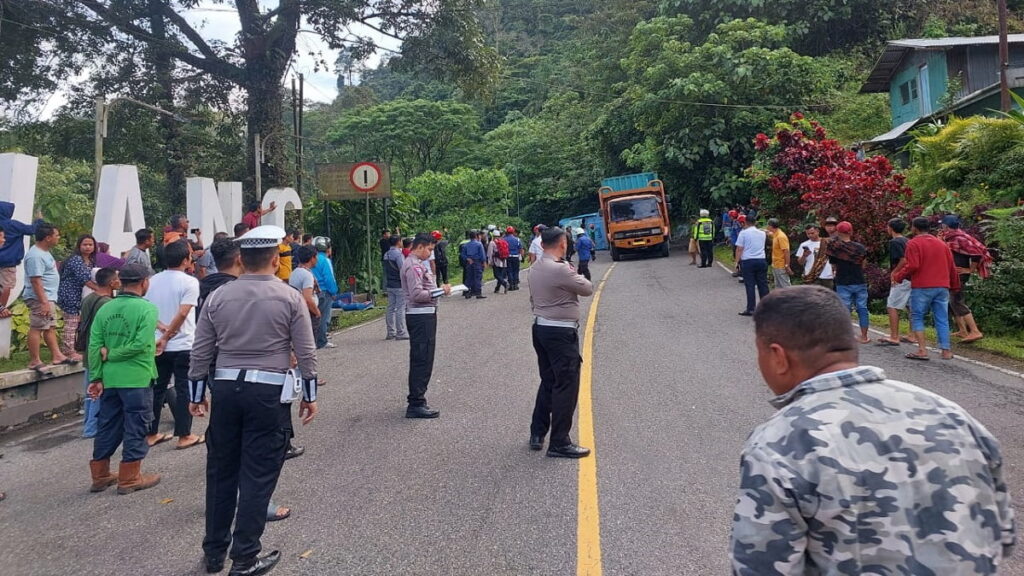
[0,364,85,430]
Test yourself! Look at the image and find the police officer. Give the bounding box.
[402,233,451,418]
[188,225,318,576]
[694,209,715,268]
[528,227,593,458]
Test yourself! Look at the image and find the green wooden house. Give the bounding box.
[861,35,1024,146]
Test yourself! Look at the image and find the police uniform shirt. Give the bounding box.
[529,254,594,322]
[188,275,317,389]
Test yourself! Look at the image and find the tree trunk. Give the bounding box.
[246,76,290,198]
[148,2,187,210]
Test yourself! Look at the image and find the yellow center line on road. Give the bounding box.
[577,263,615,576]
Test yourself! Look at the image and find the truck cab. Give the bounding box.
[598,173,671,261]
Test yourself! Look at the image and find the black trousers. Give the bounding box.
[152,350,192,437]
[741,259,770,313]
[507,257,521,286]
[406,313,437,406]
[699,240,714,267]
[203,377,289,563]
[436,262,449,285]
[578,260,592,281]
[531,324,582,448]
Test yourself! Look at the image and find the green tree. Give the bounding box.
[329,99,481,184]
[595,17,837,211]
[484,92,605,224]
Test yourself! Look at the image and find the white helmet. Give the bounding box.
[699,209,710,217]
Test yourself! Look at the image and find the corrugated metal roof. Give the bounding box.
[860,35,1024,94]
[866,120,920,145]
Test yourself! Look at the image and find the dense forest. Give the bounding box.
[2,0,1023,285]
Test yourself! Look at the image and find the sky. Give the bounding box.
[36,2,400,119]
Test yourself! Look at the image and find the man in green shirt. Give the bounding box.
[86,264,162,495]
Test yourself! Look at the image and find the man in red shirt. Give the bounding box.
[893,217,960,361]
[242,200,277,230]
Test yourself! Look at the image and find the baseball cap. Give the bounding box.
[118,263,151,283]
[824,216,839,225]
[431,230,442,240]
[836,221,853,234]
[941,215,961,229]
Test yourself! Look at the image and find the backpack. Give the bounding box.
[434,241,448,265]
[75,295,109,353]
[494,238,510,259]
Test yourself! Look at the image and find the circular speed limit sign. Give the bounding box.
[349,162,382,192]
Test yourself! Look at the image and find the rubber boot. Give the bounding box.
[89,459,118,493]
[116,460,161,495]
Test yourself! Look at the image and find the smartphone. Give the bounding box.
[190,228,200,234]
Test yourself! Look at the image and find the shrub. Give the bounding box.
[969,217,1024,334]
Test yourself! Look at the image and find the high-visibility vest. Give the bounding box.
[694,218,715,241]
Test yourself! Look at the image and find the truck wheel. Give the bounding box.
[611,247,621,262]
[660,241,670,258]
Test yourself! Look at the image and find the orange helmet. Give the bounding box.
[431,230,442,240]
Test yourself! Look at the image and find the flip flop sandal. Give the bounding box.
[905,353,930,361]
[175,435,206,450]
[147,433,174,447]
[267,506,291,522]
[875,339,901,347]
[960,336,984,344]
[59,357,81,365]
[900,336,917,344]
[29,364,55,376]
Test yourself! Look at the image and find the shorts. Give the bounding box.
[0,267,16,291]
[950,289,972,317]
[886,279,912,310]
[27,299,56,330]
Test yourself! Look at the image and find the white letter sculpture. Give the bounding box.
[92,165,147,259]
[0,153,40,358]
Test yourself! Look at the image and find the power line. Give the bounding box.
[498,73,830,110]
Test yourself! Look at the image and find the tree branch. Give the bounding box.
[78,0,246,84]
[155,2,223,63]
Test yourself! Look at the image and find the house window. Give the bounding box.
[899,79,920,106]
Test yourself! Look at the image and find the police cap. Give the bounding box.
[237,225,286,249]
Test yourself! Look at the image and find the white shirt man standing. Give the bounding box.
[145,239,203,449]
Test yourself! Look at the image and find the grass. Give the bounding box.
[867,313,1024,362]
[0,348,55,374]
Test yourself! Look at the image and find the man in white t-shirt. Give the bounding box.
[735,215,769,316]
[528,224,546,264]
[796,224,835,290]
[145,239,204,449]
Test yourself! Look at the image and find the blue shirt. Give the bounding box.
[575,236,594,262]
[312,252,339,296]
[736,227,767,261]
[23,245,60,301]
[462,240,485,263]
[504,234,522,256]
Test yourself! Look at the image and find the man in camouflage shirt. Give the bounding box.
[732,285,1015,575]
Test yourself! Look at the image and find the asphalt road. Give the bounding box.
[2,251,1024,575]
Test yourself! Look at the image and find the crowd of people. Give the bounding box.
[1,190,1014,573]
[691,206,992,362]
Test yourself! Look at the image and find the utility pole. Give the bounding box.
[94,96,187,198]
[1000,0,1011,112]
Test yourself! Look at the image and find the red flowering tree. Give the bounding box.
[747,113,912,260]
